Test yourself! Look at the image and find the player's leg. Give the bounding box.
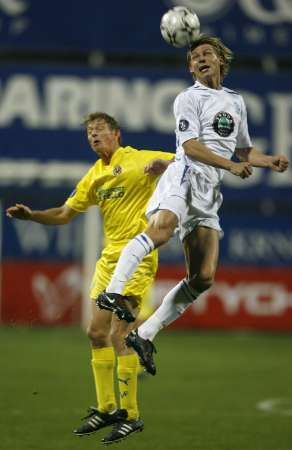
[139,225,219,338]
[111,300,140,419]
[75,251,130,436]
[74,303,127,435]
[87,303,116,413]
[126,226,219,374]
[101,299,144,444]
[103,209,177,294]
[101,262,156,444]
[184,225,219,293]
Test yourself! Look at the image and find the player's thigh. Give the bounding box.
[89,252,115,300]
[183,225,219,280]
[146,210,178,246]
[147,209,178,231]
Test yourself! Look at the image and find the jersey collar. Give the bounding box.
[195,80,223,91]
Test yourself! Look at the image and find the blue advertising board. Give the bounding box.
[0,0,291,55]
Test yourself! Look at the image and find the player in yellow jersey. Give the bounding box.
[6,112,173,445]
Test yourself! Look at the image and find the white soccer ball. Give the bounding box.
[160,6,200,48]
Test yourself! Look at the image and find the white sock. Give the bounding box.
[106,233,155,294]
[138,279,199,341]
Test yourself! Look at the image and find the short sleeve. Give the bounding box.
[138,150,174,164]
[174,90,200,145]
[65,167,96,212]
[236,96,252,149]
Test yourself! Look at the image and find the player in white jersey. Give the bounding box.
[96,35,289,375]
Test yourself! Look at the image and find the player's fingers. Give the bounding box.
[241,169,251,179]
[6,207,21,218]
[144,164,152,173]
[246,164,253,175]
[278,165,287,172]
[6,206,17,214]
[272,164,285,172]
[281,161,289,170]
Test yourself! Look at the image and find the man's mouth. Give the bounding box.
[199,65,210,73]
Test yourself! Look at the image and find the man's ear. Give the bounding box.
[188,59,194,75]
[116,129,121,144]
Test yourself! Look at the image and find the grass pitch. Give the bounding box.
[1,326,292,450]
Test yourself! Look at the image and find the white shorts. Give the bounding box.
[146,161,223,241]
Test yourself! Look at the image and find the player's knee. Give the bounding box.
[190,271,214,293]
[147,212,177,246]
[87,325,108,347]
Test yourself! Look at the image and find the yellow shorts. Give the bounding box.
[90,243,158,308]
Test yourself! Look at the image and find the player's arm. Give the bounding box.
[6,203,78,225]
[144,157,175,176]
[183,138,253,179]
[235,147,289,172]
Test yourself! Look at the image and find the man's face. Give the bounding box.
[188,43,222,84]
[87,119,120,155]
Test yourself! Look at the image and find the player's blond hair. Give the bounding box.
[82,112,120,131]
[187,35,233,80]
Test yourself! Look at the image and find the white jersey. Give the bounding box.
[174,80,252,184]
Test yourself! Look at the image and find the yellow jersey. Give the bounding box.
[66,146,173,245]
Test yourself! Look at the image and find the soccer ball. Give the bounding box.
[160,6,200,48]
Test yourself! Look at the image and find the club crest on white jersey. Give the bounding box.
[213,111,235,137]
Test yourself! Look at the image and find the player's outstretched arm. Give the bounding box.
[144,158,175,176]
[235,147,289,172]
[6,204,78,225]
[183,138,253,179]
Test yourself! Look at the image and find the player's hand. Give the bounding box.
[268,155,289,172]
[230,162,253,179]
[144,158,172,175]
[6,203,33,220]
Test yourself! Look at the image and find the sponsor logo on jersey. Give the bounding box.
[179,119,189,131]
[113,165,122,176]
[96,186,125,201]
[213,112,234,137]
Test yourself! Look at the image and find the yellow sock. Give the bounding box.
[91,347,117,413]
[117,354,139,420]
